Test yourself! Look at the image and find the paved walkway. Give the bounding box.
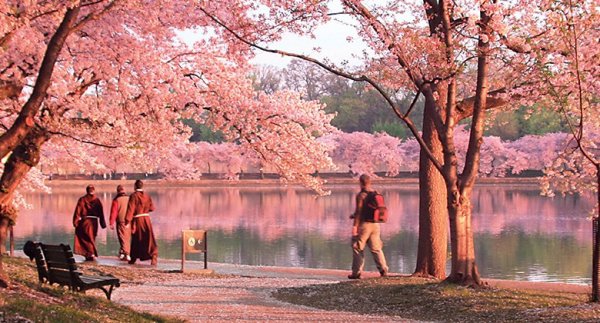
[98,257,414,322]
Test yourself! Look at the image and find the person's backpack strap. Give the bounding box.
[360,190,378,222]
[372,191,388,223]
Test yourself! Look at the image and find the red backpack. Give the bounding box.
[361,191,388,223]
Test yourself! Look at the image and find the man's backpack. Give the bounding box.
[361,190,388,223]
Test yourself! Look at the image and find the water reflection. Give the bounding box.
[12,182,594,284]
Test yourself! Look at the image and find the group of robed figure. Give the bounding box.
[72,179,158,265]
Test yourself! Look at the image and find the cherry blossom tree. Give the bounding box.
[531,0,600,301]
[162,130,572,182]
[324,132,408,176]
[0,1,335,287]
[200,0,560,285]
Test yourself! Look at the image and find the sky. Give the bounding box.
[249,18,367,68]
[177,9,367,70]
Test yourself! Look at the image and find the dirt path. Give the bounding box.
[101,258,414,322]
[113,276,410,322]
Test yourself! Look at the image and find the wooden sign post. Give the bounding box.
[2,225,13,256]
[181,230,208,273]
[9,225,13,256]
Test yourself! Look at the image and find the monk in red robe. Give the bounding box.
[73,184,106,261]
[109,184,131,261]
[125,180,158,265]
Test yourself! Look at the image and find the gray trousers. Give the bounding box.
[352,222,388,275]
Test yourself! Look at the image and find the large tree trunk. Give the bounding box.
[446,187,481,286]
[414,97,448,279]
[443,2,490,286]
[0,217,9,287]
[0,128,49,287]
[0,7,79,160]
[0,6,79,288]
[592,166,600,302]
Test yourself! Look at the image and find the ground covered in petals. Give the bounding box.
[3,256,600,322]
[273,276,600,322]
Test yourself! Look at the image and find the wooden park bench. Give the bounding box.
[24,241,120,300]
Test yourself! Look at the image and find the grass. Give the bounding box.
[273,276,600,322]
[4,255,600,322]
[0,256,183,323]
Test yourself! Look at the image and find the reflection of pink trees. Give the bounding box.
[16,185,592,244]
[472,185,593,242]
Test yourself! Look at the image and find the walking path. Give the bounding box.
[93,256,589,322]
[99,257,414,322]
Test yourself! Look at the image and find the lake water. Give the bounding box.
[11,181,594,284]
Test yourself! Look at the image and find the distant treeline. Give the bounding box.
[183,59,567,143]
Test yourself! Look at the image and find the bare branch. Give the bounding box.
[167,52,204,64]
[72,1,116,33]
[403,90,421,118]
[199,6,445,174]
[47,129,118,149]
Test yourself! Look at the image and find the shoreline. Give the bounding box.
[44,176,543,189]
[11,250,590,294]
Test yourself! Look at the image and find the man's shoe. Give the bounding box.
[85,256,95,262]
[126,255,131,262]
[347,273,361,279]
[118,254,126,261]
[128,258,136,265]
[380,270,388,277]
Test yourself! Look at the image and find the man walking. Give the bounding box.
[125,180,158,265]
[73,184,106,261]
[109,185,131,261]
[348,174,389,279]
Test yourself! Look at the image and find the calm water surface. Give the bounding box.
[12,182,594,284]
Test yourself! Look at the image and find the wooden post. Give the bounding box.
[9,225,13,257]
[203,231,207,269]
[181,230,185,272]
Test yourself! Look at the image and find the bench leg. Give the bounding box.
[100,284,115,300]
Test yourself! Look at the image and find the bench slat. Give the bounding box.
[45,261,76,270]
[48,269,75,285]
[25,241,120,300]
[79,275,120,287]
[43,249,73,261]
[79,275,118,283]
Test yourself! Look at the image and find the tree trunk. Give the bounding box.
[414,97,448,279]
[592,165,600,302]
[443,3,490,286]
[0,7,79,160]
[0,128,49,288]
[0,217,8,287]
[446,187,481,286]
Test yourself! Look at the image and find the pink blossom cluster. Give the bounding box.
[1,1,337,199]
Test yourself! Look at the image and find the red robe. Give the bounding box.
[125,190,157,261]
[73,194,106,258]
